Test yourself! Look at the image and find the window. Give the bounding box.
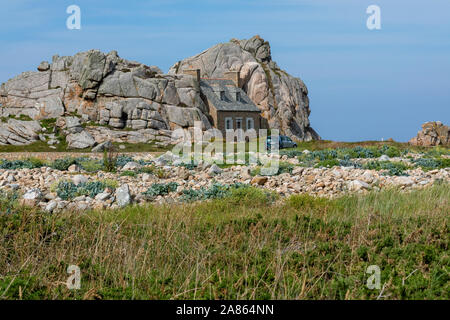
[236,92,241,102]
[225,117,233,130]
[217,90,225,100]
[236,118,243,130]
[246,117,254,130]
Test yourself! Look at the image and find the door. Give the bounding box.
[236,118,243,130]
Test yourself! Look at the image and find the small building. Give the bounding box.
[183,69,265,138]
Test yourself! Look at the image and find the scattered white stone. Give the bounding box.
[115,184,131,208]
[95,192,111,201]
[122,162,143,171]
[68,164,80,173]
[72,175,88,186]
[394,176,414,186]
[208,164,222,176]
[348,180,370,191]
[45,200,58,213]
[23,188,43,200]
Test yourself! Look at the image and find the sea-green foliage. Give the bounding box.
[51,157,78,171]
[115,155,134,168]
[176,161,197,170]
[54,181,78,200]
[339,159,362,168]
[181,183,252,202]
[363,161,410,176]
[413,158,450,171]
[0,158,44,170]
[142,182,179,199]
[55,180,114,200]
[294,145,403,164]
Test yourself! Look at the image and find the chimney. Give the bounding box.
[182,68,200,82]
[224,70,240,87]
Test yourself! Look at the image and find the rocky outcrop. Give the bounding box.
[0,119,42,145]
[0,50,209,139]
[0,36,320,146]
[169,35,320,141]
[409,122,449,146]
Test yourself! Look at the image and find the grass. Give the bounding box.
[0,183,448,300]
[291,140,439,153]
[0,141,170,153]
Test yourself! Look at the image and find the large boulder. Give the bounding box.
[115,184,131,207]
[169,35,320,141]
[409,122,449,146]
[0,119,42,145]
[66,130,96,149]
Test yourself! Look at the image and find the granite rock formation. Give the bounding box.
[169,35,320,141]
[409,121,449,146]
[0,36,320,147]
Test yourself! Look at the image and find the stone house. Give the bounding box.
[183,69,265,138]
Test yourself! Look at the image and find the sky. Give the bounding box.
[0,0,449,142]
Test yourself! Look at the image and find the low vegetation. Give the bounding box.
[0,183,448,300]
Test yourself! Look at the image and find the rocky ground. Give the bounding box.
[1,148,448,213]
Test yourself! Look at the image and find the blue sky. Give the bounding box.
[0,0,449,141]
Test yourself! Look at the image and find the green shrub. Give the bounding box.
[287,194,335,210]
[0,159,44,170]
[363,161,409,176]
[251,161,293,176]
[115,155,134,168]
[51,158,77,171]
[142,182,179,199]
[176,161,197,170]
[55,181,79,200]
[382,145,401,158]
[315,159,340,168]
[103,149,118,172]
[76,181,109,198]
[181,183,248,202]
[0,190,19,214]
[55,180,113,200]
[414,158,450,171]
[339,159,362,168]
[137,165,165,178]
[227,184,277,206]
[120,170,137,177]
[78,159,103,173]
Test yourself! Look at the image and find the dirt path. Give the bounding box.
[0,151,164,161]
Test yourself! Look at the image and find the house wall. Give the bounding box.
[204,95,267,138]
[216,110,262,137]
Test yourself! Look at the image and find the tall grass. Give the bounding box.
[0,184,448,300]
